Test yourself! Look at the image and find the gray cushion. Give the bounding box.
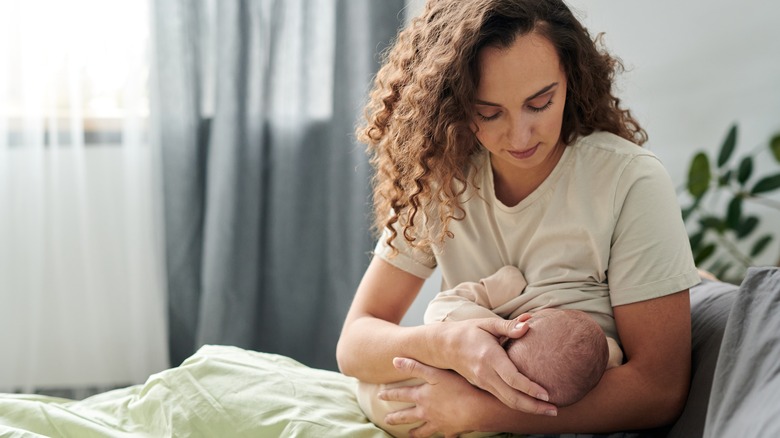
[664,278,739,438]
[704,267,780,437]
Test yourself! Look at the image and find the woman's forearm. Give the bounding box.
[337,315,441,383]
[337,257,442,383]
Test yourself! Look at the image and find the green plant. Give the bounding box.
[681,123,780,283]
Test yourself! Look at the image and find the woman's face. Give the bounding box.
[471,32,567,183]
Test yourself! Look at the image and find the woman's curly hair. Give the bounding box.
[358,0,647,254]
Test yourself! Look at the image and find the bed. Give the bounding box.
[1,267,778,438]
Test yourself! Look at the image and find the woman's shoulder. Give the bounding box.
[569,131,667,181]
[573,131,655,159]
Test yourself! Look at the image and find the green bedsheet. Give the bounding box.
[0,345,391,438]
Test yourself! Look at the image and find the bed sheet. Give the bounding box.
[0,346,391,437]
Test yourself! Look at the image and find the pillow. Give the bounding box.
[703,267,780,437]
[663,278,738,438]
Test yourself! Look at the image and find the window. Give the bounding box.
[1,0,150,147]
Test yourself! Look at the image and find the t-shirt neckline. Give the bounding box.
[484,138,578,213]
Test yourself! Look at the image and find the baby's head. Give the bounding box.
[504,308,608,406]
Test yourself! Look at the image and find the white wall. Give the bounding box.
[401,0,780,325]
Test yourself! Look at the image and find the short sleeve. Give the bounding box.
[608,154,701,306]
[373,226,437,280]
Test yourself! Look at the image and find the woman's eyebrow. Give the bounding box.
[524,82,559,102]
[475,82,559,107]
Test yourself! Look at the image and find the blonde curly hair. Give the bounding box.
[358,0,647,254]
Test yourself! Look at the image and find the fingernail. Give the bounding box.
[514,322,526,330]
[537,393,549,402]
[545,409,558,417]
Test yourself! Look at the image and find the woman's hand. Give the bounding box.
[431,314,557,414]
[380,358,492,438]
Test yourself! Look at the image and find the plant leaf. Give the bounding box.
[771,133,780,163]
[750,172,780,194]
[737,156,753,185]
[737,216,759,239]
[717,124,738,168]
[718,170,732,187]
[694,243,716,265]
[726,197,742,231]
[700,216,725,234]
[751,234,773,258]
[688,152,711,197]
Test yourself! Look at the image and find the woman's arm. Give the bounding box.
[381,290,692,436]
[336,256,556,414]
[336,257,428,382]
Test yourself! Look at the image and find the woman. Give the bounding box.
[337,0,700,436]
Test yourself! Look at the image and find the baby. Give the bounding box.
[503,308,608,407]
[357,266,621,437]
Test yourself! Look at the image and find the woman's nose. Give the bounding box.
[508,116,532,148]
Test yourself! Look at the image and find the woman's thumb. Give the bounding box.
[487,313,532,338]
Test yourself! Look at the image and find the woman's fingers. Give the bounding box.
[381,364,473,437]
[378,382,419,404]
[391,357,558,416]
[486,367,557,415]
[383,404,422,426]
[481,313,533,339]
[383,407,440,438]
[492,357,551,401]
[479,356,557,414]
[392,323,556,415]
[469,314,558,412]
[391,357,441,385]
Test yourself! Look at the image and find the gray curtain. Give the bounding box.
[151,0,404,370]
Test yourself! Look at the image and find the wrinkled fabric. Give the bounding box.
[151,0,403,369]
[0,346,390,438]
[704,267,780,437]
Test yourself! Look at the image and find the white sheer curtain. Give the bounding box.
[0,0,169,393]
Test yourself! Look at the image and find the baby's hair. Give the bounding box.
[505,309,608,406]
[357,0,646,254]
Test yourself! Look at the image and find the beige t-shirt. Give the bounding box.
[375,131,701,341]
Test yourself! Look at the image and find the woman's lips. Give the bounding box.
[508,143,539,160]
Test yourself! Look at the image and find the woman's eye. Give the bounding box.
[529,96,554,113]
[477,112,501,121]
